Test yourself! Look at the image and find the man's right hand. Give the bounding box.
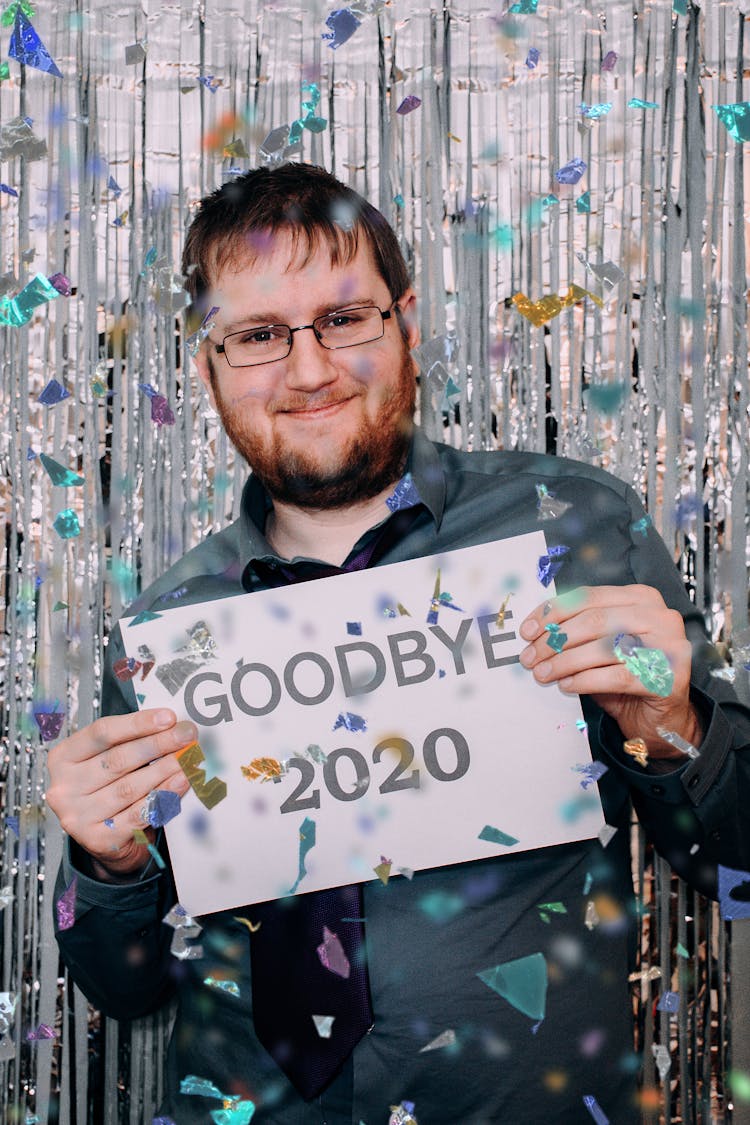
[46,709,195,881]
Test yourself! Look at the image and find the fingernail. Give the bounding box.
[520,620,536,640]
[154,709,175,729]
[519,646,535,667]
[173,720,198,744]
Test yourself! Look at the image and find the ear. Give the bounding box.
[396,288,420,351]
[194,345,218,412]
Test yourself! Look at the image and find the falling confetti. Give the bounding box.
[419,1028,456,1052]
[289,815,316,894]
[312,1014,335,1038]
[333,711,367,732]
[316,926,350,978]
[477,953,548,1020]
[55,876,77,932]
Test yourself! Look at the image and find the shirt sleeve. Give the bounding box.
[589,484,750,898]
[53,622,180,1020]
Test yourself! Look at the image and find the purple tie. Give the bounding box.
[247,506,423,1098]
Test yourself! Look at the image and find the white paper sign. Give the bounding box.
[121,532,604,916]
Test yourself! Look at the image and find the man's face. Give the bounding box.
[194,231,420,509]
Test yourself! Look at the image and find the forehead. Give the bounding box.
[210,229,384,314]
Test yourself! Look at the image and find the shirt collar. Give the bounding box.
[238,425,447,569]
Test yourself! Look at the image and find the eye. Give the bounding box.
[237,326,286,346]
[323,309,366,330]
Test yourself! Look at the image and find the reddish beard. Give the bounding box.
[208,346,416,509]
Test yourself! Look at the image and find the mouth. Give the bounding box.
[277,396,355,419]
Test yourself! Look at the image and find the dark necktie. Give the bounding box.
[248,505,423,1100]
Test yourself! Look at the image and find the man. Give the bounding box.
[49,163,750,1124]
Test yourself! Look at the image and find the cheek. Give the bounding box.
[227,383,272,409]
[348,352,379,381]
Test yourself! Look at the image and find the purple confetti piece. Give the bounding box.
[26,1023,56,1041]
[143,789,182,828]
[333,711,367,732]
[56,875,77,931]
[6,816,19,836]
[0,183,18,196]
[150,393,175,426]
[33,709,65,741]
[107,174,122,197]
[47,272,71,296]
[555,157,587,185]
[536,545,569,587]
[386,472,422,512]
[396,95,422,115]
[601,50,618,72]
[525,47,540,69]
[104,818,115,828]
[316,925,351,978]
[37,378,70,405]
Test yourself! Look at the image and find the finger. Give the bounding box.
[523,638,620,683]
[92,720,199,790]
[519,585,663,641]
[55,708,178,764]
[86,765,191,855]
[555,662,671,697]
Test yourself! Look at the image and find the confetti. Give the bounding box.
[39,453,84,487]
[525,47,540,68]
[598,824,618,848]
[478,824,519,847]
[572,761,608,790]
[374,856,392,884]
[713,102,750,143]
[113,656,142,681]
[631,515,653,537]
[55,875,77,931]
[203,977,240,997]
[583,1095,609,1124]
[0,272,60,326]
[8,9,62,76]
[388,1102,418,1125]
[652,1043,671,1080]
[241,757,284,782]
[312,1014,335,1038]
[234,916,261,934]
[628,98,659,110]
[496,593,513,628]
[317,926,350,978]
[657,990,680,1013]
[26,1024,56,1041]
[576,191,591,214]
[289,815,316,893]
[33,708,64,741]
[0,116,46,161]
[52,508,81,539]
[186,305,220,356]
[164,905,204,961]
[555,157,587,185]
[601,50,618,72]
[179,1075,223,1099]
[718,865,750,920]
[655,726,699,759]
[419,1028,456,1052]
[139,384,176,426]
[513,285,602,326]
[386,472,421,512]
[537,544,569,587]
[536,901,567,924]
[176,742,227,809]
[210,1102,256,1125]
[124,41,146,64]
[47,272,71,296]
[477,953,548,1020]
[333,711,367,732]
[544,622,567,653]
[396,95,422,115]
[580,102,612,118]
[510,0,538,11]
[141,789,182,828]
[613,639,674,697]
[37,378,70,405]
[322,7,361,50]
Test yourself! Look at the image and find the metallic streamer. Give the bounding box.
[0,2,748,1122]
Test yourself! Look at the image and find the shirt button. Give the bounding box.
[688,774,700,789]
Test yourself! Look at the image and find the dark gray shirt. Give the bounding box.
[55,430,750,1124]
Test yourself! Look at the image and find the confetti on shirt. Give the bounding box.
[477,952,548,1020]
[386,472,422,512]
[583,1094,610,1124]
[55,875,77,931]
[419,1028,456,1052]
[312,1014,335,1038]
[317,926,351,978]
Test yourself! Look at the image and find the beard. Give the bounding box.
[209,346,416,510]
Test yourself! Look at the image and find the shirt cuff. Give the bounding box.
[595,685,731,807]
[63,837,164,910]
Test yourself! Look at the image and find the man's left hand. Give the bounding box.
[519,584,702,759]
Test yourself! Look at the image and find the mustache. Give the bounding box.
[270,389,361,412]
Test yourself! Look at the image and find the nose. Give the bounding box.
[282,325,339,393]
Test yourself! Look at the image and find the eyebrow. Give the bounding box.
[221,297,380,335]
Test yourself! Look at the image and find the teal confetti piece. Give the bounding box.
[477,952,548,1020]
[0,272,59,325]
[478,824,519,847]
[289,816,316,894]
[204,977,241,998]
[52,508,81,539]
[580,102,612,119]
[576,191,591,213]
[613,640,674,697]
[39,453,84,487]
[210,1102,255,1125]
[628,98,659,110]
[509,0,538,11]
[544,622,567,653]
[713,102,750,143]
[673,0,688,13]
[128,610,163,626]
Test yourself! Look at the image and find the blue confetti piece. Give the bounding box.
[583,1095,609,1124]
[396,95,422,115]
[0,183,18,196]
[289,816,316,894]
[537,545,569,587]
[38,378,70,405]
[107,174,122,198]
[572,761,608,790]
[346,621,362,635]
[718,865,750,920]
[555,157,587,185]
[8,9,63,77]
[6,815,19,837]
[580,102,613,118]
[143,789,182,828]
[104,818,115,828]
[525,46,540,68]
[385,472,422,512]
[321,7,361,49]
[657,990,680,1013]
[333,711,367,733]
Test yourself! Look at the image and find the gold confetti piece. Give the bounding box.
[512,284,604,326]
[241,756,283,782]
[374,858,392,884]
[496,592,513,628]
[623,737,649,768]
[233,916,261,934]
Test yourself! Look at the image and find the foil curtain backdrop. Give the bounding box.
[0,0,749,1122]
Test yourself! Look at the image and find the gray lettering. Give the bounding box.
[231,662,281,716]
[334,641,387,697]
[476,613,518,669]
[387,630,436,687]
[284,651,335,706]
[184,672,233,725]
[429,618,474,675]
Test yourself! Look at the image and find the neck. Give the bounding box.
[265,484,397,567]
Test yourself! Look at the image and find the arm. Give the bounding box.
[48,627,196,1019]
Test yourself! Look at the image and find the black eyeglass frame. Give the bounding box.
[212,302,399,368]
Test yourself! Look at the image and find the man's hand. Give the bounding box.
[518,585,702,758]
[46,709,195,880]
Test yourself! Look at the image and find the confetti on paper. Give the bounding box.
[317,926,350,978]
[477,953,548,1020]
[478,824,519,847]
[419,1028,456,1052]
[39,453,84,487]
[537,544,569,587]
[289,816,316,894]
[241,757,284,782]
[374,856,392,884]
[55,875,77,931]
[312,1014,335,1038]
[141,789,181,828]
[176,742,227,809]
[333,711,367,733]
[572,761,608,790]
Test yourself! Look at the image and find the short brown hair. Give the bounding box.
[182,163,411,328]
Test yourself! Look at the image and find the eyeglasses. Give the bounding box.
[213,303,397,368]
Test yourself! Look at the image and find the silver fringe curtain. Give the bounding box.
[1,1,748,1122]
